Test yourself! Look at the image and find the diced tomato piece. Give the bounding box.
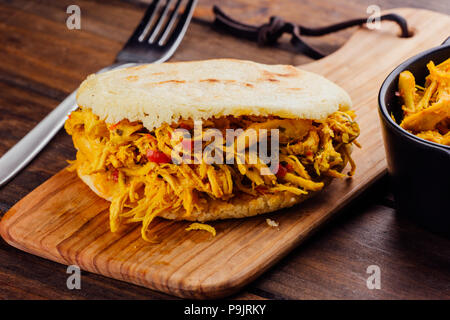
[275,164,288,178]
[146,149,171,164]
[306,150,313,157]
[112,169,119,182]
[285,163,294,172]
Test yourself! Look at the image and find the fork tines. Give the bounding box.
[116,0,197,63]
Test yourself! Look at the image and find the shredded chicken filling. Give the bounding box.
[398,58,450,146]
[65,108,360,240]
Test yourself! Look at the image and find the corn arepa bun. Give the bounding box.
[76,59,352,130]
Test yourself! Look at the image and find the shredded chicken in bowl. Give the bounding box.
[398,57,450,146]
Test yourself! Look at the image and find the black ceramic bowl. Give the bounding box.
[378,39,450,236]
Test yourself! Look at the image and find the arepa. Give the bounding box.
[65,59,360,241]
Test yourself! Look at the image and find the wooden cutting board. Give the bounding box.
[1,8,449,299]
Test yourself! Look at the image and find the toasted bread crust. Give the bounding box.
[77,59,352,131]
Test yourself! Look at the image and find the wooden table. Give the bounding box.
[0,0,449,300]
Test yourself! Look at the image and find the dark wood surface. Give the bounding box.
[0,0,448,300]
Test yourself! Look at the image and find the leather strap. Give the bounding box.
[213,6,410,59]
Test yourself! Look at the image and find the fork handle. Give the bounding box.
[0,90,78,187]
[0,62,137,188]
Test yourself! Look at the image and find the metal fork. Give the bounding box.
[0,0,197,187]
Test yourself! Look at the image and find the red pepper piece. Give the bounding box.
[112,169,119,182]
[285,163,294,172]
[146,149,171,164]
[275,164,288,178]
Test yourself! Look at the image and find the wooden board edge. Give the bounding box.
[0,167,386,299]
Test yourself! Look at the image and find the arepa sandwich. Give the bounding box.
[65,59,360,240]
